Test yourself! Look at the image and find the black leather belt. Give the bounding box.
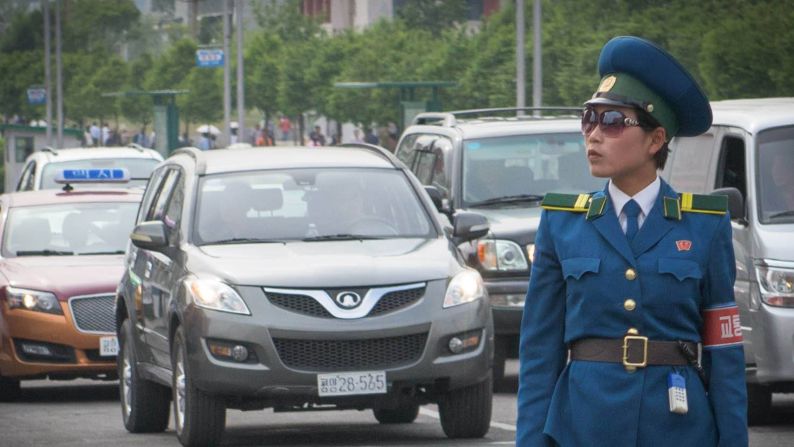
[569,337,697,368]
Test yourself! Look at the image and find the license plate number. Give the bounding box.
[99,336,118,356]
[317,371,387,397]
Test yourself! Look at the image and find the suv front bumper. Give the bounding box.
[484,277,527,336]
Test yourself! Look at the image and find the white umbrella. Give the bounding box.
[197,124,221,135]
[229,121,239,129]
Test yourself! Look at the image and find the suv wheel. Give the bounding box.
[747,383,772,425]
[172,326,225,447]
[373,403,420,424]
[118,318,170,432]
[438,376,492,438]
[0,374,21,402]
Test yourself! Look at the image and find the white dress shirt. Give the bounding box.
[609,176,660,234]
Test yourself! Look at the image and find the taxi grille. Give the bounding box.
[69,295,116,334]
[273,333,428,371]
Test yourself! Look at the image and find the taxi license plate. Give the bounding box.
[99,336,119,356]
[317,371,387,397]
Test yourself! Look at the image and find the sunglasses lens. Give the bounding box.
[599,110,627,137]
[581,108,597,135]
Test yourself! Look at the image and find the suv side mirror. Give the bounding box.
[130,221,169,251]
[453,212,489,241]
[711,187,746,222]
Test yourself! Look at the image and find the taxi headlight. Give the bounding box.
[756,264,794,307]
[477,239,529,271]
[6,286,63,315]
[443,270,485,308]
[185,279,250,315]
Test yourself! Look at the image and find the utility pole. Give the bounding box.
[516,0,526,114]
[223,0,231,146]
[532,0,542,111]
[235,0,246,143]
[43,0,52,146]
[55,0,63,148]
[188,0,198,40]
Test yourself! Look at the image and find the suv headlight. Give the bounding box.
[756,264,794,307]
[185,279,250,315]
[444,270,485,308]
[6,286,63,315]
[477,239,529,271]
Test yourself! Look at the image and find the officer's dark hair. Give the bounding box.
[636,109,670,170]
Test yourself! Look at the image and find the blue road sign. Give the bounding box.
[196,49,224,68]
[27,87,46,105]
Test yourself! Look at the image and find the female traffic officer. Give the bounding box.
[516,36,748,447]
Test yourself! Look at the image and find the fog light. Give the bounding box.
[448,337,464,354]
[447,330,482,355]
[21,342,52,356]
[231,345,248,362]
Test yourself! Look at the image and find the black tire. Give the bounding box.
[438,376,492,438]
[172,326,225,447]
[0,374,21,402]
[492,336,508,391]
[747,383,772,426]
[118,318,170,433]
[373,403,420,424]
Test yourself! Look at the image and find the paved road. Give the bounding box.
[1,360,792,446]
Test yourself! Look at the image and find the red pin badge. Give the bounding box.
[676,240,692,251]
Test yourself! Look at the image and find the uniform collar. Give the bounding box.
[608,176,660,218]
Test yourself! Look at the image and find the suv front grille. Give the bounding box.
[267,292,333,318]
[273,333,428,371]
[368,287,425,316]
[265,285,425,319]
[68,294,115,334]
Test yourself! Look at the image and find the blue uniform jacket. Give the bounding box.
[517,180,748,447]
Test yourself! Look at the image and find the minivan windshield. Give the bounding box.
[462,133,601,207]
[194,168,436,244]
[40,158,160,189]
[757,125,794,224]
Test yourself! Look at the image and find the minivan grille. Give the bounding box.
[69,295,115,333]
[273,333,428,371]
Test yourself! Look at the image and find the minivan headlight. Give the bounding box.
[477,239,529,271]
[185,279,250,315]
[6,286,63,315]
[443,270,485,308]
[756,264,794,307]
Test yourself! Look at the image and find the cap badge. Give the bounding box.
[598,75,617,93]
[646,103,654,112]
[676,240,692,251]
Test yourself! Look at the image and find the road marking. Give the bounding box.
[419,408,517,432]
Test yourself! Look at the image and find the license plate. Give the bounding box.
[317,371,387,397]
[99,336,118,356]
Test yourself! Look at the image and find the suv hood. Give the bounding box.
[0,255,124,301]
[190,238,461,287]
[463,206,542,243]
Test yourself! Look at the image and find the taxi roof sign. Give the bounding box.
[55,168,131,184]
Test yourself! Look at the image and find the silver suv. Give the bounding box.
[115,145,494,446]
[395,108,602,386]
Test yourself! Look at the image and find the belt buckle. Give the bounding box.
[622,335,648,368]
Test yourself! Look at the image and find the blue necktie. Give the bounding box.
[623,199,641,241]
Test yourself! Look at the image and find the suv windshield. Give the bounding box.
[757,125,794,224]
[462,133,601,206]
[194,168,435,244]
[2,202,139,257]
[41,158,160,189]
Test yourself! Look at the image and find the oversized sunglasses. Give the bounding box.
[581,107,641,137]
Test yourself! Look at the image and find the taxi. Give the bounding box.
[0,169,142,400]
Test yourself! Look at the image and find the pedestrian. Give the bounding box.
[197,132,212,151]
[309,125,326,146]
[279,115,291,141]
[83,125,94,147]
[517,36,748,447]
[89,122,100,146]
[363,127,378,145]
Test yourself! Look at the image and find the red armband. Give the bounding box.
[702,305,743,348]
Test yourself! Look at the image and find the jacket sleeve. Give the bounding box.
[516,210,567,447]
[701,213,748,447]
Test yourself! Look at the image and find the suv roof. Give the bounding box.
[170,145,398,175]
[411,107,582,139]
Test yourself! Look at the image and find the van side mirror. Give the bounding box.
[711,187,746,222]
[130,221,169,251]
[453,212,490,242]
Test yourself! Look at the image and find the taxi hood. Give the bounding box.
[188,238,460,288]
[0,255,124,301]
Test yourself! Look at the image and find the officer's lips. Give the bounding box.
[587,149,603,161]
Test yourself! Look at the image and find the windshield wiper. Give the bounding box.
[468,194,544,207]
[302,233,388,241]
[16,249,74,256]
[208,238,289,245]
[768,210,794,219]
[80,250,126,255]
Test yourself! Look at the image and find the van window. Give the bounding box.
[715,136,747,200]
[756,125,794,224]
[668,134,714,193]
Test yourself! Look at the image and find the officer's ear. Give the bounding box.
[647,127,667,157]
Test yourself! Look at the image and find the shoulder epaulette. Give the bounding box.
[663,192,727,219]
[541,193,591,212]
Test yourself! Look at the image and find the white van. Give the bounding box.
[662,97,794,424]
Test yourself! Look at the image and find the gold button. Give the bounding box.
[627,327,639,335]
[624,299,636,311]
[625,268,637,280]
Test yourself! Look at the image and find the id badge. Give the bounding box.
[668,372,688,414]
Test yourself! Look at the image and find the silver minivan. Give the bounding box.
[662,97,794,424]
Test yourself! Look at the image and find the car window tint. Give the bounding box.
[163,175,184,231]
[137,167,167,223]
[147,169,179,221]
[756,125,794,224]
[16,162,35,191]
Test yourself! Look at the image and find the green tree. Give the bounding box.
[120,53,155,132]
[252,0,322,43]
[0,51,45,120]
[179,67,223,131]
[246,32,284,129]
[394,0,469,35]
[62,0,141,54]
